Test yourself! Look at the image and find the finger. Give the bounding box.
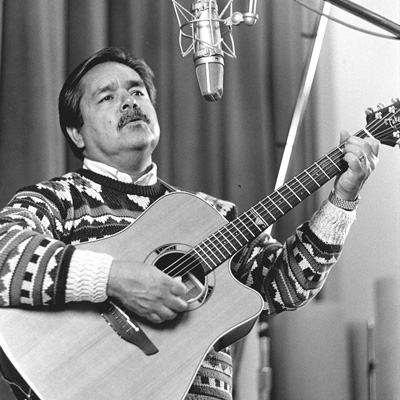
[343,152,365,172]
[344,138,371,163]
[343,140,366,162]
[356,141,379,173]
[158,307,178,321]
[152,306,181,323]
[167,296,188,312]
[346,134,380,160]
[365,137,380,157]
[342,138,369,170]
[170,277,187,296]
[339,130,350,143]
[164,310,178,321]
[149,313,164,324]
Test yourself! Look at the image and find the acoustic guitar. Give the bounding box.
[0,101,399,399]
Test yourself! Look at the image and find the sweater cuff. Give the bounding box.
[309,199,356,245]
[65,249,113,303]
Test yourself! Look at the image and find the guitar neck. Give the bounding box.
[184,129,370,275]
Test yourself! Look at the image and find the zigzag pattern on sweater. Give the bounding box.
[0,169,347,400]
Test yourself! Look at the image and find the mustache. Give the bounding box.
[118,107,151,130]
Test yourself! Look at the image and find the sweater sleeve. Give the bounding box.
[231,199,356,316]
[65,249,112,303]
[0,188,112,307]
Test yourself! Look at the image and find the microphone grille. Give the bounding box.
[195,59,224,102]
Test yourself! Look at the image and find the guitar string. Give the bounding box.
[161,143,348,277]
[243,113,398,229]
[160,106,399,280]
[111,117,399,325]
[111,107,399,324]
[161,110,399,279]
[163,129,392,280]
[239,107,400,229]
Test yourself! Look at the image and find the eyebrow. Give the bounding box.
[94,79,145,97]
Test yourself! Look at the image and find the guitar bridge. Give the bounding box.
[98,300,158,356]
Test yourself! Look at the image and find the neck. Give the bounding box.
[87,152,153,179]
[121,161,152,179]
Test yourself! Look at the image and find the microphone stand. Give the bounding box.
[325,0,400,38]
[258,313,272,400]
[367,319,377,400]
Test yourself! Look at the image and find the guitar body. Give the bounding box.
[0,192,264,400]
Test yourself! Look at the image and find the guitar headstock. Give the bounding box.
[365,98,400,147]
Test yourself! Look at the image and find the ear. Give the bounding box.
[66,127,85,149]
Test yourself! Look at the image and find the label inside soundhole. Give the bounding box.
[146,243,215,310]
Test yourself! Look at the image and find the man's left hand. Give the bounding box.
[334,130,380,200]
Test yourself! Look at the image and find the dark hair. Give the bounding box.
[58,47,157,160]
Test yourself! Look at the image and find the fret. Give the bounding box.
[219,225,243,248]
[325,153,341,171]
[242,210,265,232]
[192,247,214,272]
[212,232,234,255]
[258,201,277,221]
[315,162,330,179]
[286,181,302,202]
[294,176,311,195]
[229,221,249,242]
[203,237,225,262]
[305,169,320,187]
[268,196,284,215]
[363,127,374,138]
[276,188,293,209]
[248,207,268,230]
[236,217,256,237]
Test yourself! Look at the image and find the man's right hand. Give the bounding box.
[107,260,189,324]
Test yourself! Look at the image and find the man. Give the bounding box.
[0,47,379,399]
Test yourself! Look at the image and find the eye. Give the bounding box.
[130,89,145,97]
[99,94,114,103]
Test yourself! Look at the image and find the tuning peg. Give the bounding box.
[365,107,374,116]
[377,103,385,109]
[395,131,400,147]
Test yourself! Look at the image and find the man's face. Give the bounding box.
[71,61,160,169]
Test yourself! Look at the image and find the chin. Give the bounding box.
[131,138,158,152]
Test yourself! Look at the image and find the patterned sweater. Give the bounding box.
[0,169,355,399]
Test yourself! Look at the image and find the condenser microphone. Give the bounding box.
[191,0,224,102]
[171,0,259,102]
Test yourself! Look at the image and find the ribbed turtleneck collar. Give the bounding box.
[76,169,169,198]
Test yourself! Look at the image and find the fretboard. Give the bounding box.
[176,129,369,276]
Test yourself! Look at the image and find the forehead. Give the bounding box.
[80,61,143,95]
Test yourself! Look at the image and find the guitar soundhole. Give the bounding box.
[149,244,215,309]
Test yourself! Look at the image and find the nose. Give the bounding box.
[120,91,138,112]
